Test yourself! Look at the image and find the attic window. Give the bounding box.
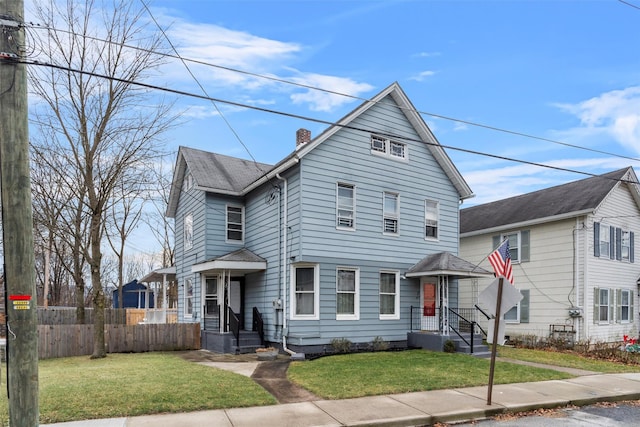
[371,134,407,160]
[183,172,193,191]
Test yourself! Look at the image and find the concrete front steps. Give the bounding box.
[450,333,491,358]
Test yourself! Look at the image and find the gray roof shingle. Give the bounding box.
[406,252,493,278]
[460,168,633,234]
[182,147,274,194]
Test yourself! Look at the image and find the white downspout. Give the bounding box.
[574,218,580,340]
[276,172,295,355]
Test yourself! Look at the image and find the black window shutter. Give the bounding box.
[492,235,500,250]
[631,232,635,263]
[616,228,622,261]
[594,222,600,257]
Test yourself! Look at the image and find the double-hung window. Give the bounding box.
[425,200,438,239]
[184,278,193,318]
[594,287,613,323]
[226,205,243,242]
[618,289,634,323]
[379,271,399,319]
[337,183,355,229]
[622,231,631,261]
[599,224,611,258]
[336,268,359,320]
[184,213,193,251]
[383,192,399,234]
[292,264,319,320]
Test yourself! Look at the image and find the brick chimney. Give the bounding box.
[296,128,311,148]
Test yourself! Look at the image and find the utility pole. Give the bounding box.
[0,0,40,425]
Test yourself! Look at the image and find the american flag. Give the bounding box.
[488,239,514,285]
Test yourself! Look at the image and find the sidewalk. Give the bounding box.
[43,372,640,427]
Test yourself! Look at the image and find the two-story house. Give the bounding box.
[166,82,490,356]
[459,167,640,344]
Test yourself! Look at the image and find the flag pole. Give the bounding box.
[487,276,504,405]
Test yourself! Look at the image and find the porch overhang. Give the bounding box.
[405,269,494,279]
[191,260,266,274]
[191,248,267,275]
[139,266,176,283]
[405,251,494,279]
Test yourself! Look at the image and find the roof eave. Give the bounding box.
[460,208,594,238]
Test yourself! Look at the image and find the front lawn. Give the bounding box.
[0,352,276,425]
[287,349,573,399]
[497,345,640,373]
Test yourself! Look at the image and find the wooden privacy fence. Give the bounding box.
[37,323,200,359]
[37,307,127,325]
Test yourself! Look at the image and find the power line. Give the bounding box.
[138,0,269,180]
[22,21,640,164]
[21,58,640,186]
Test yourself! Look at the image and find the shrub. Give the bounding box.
[443,340,456,353]
[331,338,352,354]
[370,336,389,352]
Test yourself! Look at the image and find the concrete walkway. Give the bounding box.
[42,371,640,427]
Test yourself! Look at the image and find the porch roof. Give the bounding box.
[191,248,267,274]
[139,266,176,283]
[405,252,494,279]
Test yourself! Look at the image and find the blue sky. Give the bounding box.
[144,0,640,206]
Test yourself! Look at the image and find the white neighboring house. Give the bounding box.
[459,167,640,344]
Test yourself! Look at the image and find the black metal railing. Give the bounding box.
[252,307,265,346]
[410,305,488,354]
[227,304,240,350]
[447,308,474,353]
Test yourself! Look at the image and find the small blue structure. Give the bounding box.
[112,280,154,309]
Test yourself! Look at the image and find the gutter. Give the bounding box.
[460,209,594,238]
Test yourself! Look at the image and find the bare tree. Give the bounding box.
[28,0,176,358]
[143,157,175,269]
[31,141,91,316]
[105,174,147,309]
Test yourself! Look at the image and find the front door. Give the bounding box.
[422,282,438,331]
[224,278,244,330]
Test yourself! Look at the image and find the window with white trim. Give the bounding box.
[379,270,400,319]
[425,200,438,239]
[226,205,243,242]
[337,268,359,320]
[370,134,407,160]
[599,224,611,258]
[292,264,319,319]
[621,231,631,262]
[337,183,355,229]
[184,213,193,251]
[383,192,399,234]
[619,289,632,322]
[184,277,193,318]
[595,288,612,323]
[504,304,519,323]
[183,171,193,191]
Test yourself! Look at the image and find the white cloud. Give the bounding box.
[412,52,441,58]
[409,70,437,82]
[155,14,373,112]
[554,87,640,153]
[289,73,374,112]
[462,157,640,206]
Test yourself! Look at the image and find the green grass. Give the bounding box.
[0,352,276,425]
[287,349,573,399]
[3,346,639,424]
[497,346,640,373]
